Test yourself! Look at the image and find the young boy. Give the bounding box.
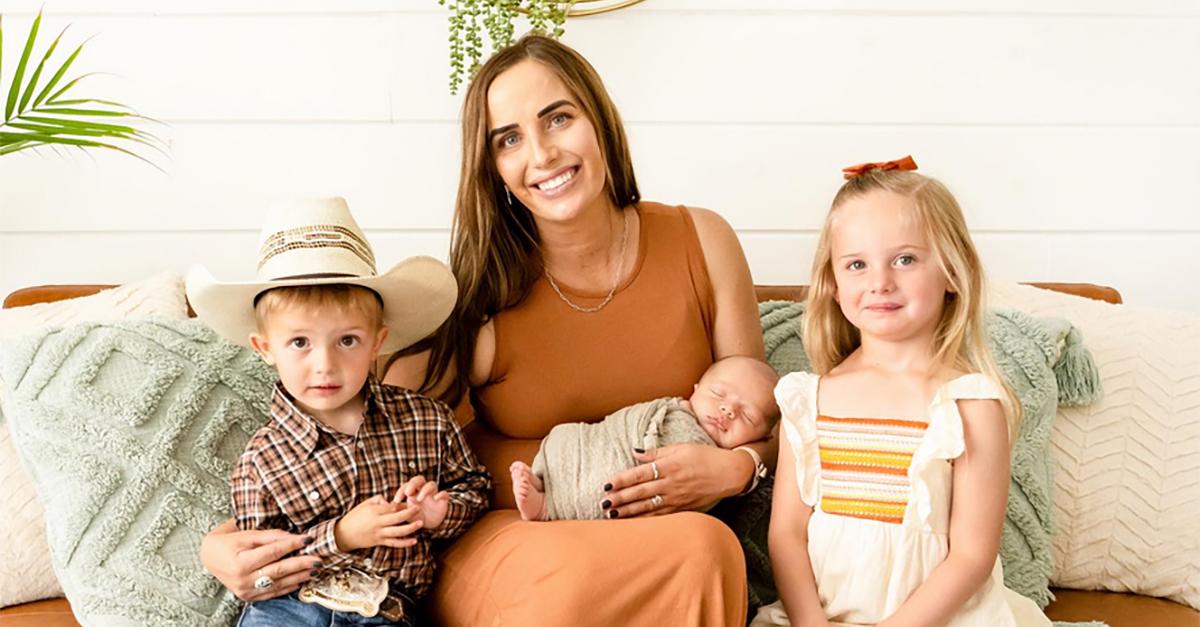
[186,198,490,626]
[510,355,779,521]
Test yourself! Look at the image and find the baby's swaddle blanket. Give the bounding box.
[532,397,715,520]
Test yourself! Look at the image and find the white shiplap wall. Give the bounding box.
[1,1,1198,311]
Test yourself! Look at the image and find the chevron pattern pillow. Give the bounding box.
[990,283,1200,610]
[0,318,275,625]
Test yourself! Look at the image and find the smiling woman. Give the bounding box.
[377,34,776,625]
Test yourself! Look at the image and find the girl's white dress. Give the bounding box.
[752,372,1051,627]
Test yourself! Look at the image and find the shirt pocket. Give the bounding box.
[270,453,355,530]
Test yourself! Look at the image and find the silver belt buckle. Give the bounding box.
[298,567,389,618]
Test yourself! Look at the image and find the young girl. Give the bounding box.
[753,157,1051,627]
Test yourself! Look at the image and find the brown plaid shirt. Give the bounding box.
[231,375,490,613]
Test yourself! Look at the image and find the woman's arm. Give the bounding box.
[690,206,765,363]
[603,207,775,517]
[770,426,831,626]
[200,520,322,601]
[878,399,1011,627]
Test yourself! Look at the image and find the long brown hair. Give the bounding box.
[401,34,640,406]
[804,169,1021,436]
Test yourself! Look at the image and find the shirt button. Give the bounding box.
[408,461,416,469]
[308,490,320,501]
[363,558,373,567]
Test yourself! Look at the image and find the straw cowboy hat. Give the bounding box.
[186,197,457,355]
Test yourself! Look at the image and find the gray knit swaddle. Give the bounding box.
[531,397,715,520]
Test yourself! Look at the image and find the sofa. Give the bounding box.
[0,281,1196,627]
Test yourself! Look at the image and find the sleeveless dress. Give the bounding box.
[752,372,1051,627]
[429,202,748,627]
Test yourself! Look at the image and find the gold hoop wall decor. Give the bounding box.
[518,0,647,17]
[440,0,647,94]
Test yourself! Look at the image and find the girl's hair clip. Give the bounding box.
[841,155,918,180]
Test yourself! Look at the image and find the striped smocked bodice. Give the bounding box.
[815,415,930,524]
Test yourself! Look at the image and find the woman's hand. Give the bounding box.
[200,518,323,602]
[600,444,754,518]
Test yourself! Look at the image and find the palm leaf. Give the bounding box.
[32,106,133,117]
[7,121,118,137]
[0,129,162,169]
[45,98,131,109]
[0,10,165,166]
[5,10,40,122]
[19,26,66,114]
[15,114,168,157]
[33,40,89,108]
[0,140,45,155]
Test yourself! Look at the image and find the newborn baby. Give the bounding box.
[510,355,780,521]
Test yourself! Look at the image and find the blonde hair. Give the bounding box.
[803,169,1022,437]
[404,33,640,406]
[254,284,384,332]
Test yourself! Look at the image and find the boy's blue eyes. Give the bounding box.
[286,336,360,349]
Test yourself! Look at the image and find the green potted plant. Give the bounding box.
[1,9,163,166]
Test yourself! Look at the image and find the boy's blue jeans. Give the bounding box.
[237,592,414,627]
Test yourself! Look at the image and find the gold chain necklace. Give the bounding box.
[544,210,630,313]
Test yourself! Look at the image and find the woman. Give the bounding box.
[201,34,774,625]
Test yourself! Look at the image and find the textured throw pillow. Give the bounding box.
[990,283,1200,610]
[0,318,275,625]
[759,300,1101,609]
[0,272,189,608]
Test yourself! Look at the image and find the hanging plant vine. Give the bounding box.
[437,0,571,94]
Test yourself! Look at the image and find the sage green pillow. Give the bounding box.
[759,301,1101,609]
[0,319,275,626]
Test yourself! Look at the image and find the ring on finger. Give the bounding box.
[650,461,660,481]
[650,494,664,509]
[253,569,274,590]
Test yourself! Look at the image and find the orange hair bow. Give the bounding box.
[841,155,918,180]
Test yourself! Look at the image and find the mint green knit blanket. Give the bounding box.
[760,301,1102,622]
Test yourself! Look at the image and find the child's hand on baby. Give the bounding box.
[333,495,423,552]
[393,475,451,530]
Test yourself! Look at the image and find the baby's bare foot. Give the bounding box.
[509,461,547,521]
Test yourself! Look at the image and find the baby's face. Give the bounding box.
[688,360,776,449]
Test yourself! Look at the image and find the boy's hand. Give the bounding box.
[333,495,423,552]
[393,475,451,530]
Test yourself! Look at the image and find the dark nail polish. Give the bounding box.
[601,499,612,509]
[633,448,645,454]
[608,509,619,519]
[303,535,315,545]
[309,569,320,577]
[603,483,613,492]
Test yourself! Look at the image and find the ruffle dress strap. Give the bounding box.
[775,372,822,507]
[908,373,1004,526]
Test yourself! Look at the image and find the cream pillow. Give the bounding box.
[989,282,1200,610]
[0,272,189,608]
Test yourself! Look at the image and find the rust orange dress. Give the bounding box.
[429,202,749,626]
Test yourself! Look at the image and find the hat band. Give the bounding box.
[258,225,376,272]
[270,272,363,281]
